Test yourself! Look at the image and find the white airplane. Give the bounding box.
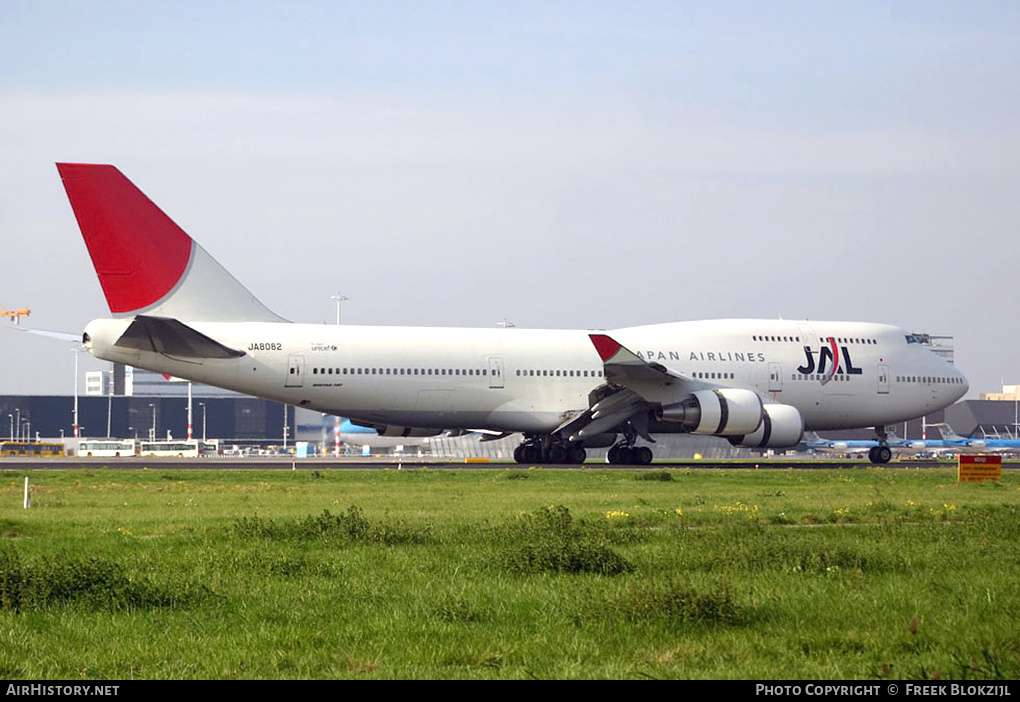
[58,163,970,465]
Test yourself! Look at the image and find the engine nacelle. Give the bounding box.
[728,404,804,448]
[656,388,763,436]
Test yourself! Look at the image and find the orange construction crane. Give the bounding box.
[1,308,30,325]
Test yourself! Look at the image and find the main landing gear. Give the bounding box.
[606,443,653,465]
[513,436,587,465]
[605,424,653,465]
[512,434,655,465]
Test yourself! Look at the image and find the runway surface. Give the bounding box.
[1,456,1005,471]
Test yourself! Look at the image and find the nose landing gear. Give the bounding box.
[868,426,893,464]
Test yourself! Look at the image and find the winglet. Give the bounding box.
[589,333,678,383]
[589,334,622,362]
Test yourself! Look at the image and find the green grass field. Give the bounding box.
[0,465,1017,680]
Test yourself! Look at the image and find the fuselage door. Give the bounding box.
[286,355,305,388]
[488,356,505,389]
[876,364,890,394]
[768,362,783,393]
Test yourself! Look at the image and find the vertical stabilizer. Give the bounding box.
[930,423,961,441]
[58,163,285,323]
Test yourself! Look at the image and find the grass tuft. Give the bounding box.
[634,470,674,482]
[496,505,632,575]
[606,580,743,627]
[232,506,430,545]
[0,548,212,612]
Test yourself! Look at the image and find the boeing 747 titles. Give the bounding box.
[58,163,969,464]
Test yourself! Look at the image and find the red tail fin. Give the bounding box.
[58,163,192,315]
[59,163,283,323]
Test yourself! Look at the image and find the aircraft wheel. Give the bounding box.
[546,444,567,463]
[868,446,892,464]
[521,444,542,463]
[634,446,653,465]
[568,445,587,464]
[610,445,634,465]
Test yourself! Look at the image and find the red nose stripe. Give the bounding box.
[58,163,192,314]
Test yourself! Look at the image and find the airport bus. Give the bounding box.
[198,439,220,456]
[79,439,137,457]
[138,439,220,457]
[0,441,66,457]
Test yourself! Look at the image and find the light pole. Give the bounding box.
[7,414,11,441]
[71,347,80,438]
[149,404,156,442]
[331,293,348,325]
[199,402,207,442]
[106,370,112,438]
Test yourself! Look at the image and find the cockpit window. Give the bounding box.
[905,334,921,344]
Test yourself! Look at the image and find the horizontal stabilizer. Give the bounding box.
[4,326,82,342]
[115,316,246,359]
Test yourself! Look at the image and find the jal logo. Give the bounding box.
[797,337,862,385]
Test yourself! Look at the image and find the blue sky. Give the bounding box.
[1,1,1018,399]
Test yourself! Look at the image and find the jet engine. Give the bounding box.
[655,388,763,436]
[728,404,804,448]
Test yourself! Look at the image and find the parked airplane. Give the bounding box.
[928,423,1020,455]
[333,417,434,454]
[800,431,926,459]
[58,163,970,465]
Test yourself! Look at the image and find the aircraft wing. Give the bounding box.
[550,334,707,443]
